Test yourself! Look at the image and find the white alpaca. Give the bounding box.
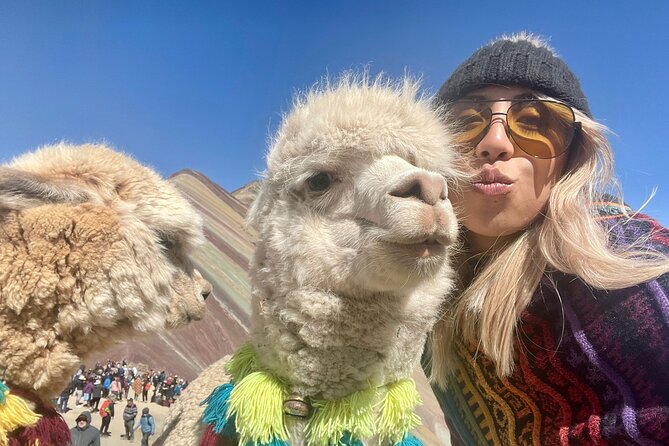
[157,75,460,446]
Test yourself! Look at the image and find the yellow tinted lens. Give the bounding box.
[452,103,491,147]
[508,101,575,158]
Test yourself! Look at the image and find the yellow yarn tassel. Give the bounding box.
[226,371,289,445]
[376,379,422,444]
[307,388,376,446]
[0,390,41,446]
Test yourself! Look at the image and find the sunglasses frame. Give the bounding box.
[450,98,582,159]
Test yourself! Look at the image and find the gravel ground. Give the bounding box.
[60,393,171,446]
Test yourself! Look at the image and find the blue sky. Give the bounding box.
[1,1,667,225]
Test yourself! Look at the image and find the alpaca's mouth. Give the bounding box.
[386,237,447,258]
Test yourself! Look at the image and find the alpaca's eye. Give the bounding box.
[306,172,332,192]
[157,234,175,251]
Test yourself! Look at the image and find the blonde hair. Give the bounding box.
[430,108,669,388]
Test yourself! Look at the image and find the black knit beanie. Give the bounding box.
[438,36,592,117]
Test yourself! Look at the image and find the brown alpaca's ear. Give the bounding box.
[0,167,91,211]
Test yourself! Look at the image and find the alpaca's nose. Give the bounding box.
[389,171,447,206]
[201,280,212,300]
[194,269,213,300]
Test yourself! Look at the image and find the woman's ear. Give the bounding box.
[0,167,91,211]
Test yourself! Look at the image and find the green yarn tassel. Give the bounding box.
[225,343,260,380]
[227,371,289,445]
[376,379,422,444]
[307,388,376,446]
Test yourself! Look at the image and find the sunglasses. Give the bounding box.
[450,99,581,159]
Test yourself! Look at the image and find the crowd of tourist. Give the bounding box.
[57,359,188,414]
[58,359,187,444]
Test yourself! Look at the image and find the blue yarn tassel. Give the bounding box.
[396,433,423,446]
[0,380,8,404]
[337,431,363,446]
[200,382,235,434]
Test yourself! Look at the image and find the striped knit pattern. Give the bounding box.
[430,208,669,445]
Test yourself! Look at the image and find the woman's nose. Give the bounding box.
[474,117,515,161]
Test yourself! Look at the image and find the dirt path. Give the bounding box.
[61,393,171,445]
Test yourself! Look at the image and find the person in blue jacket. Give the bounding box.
[134,407,155,446]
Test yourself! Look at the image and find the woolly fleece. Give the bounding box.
[158,74,460,445]
[0,143,211,401]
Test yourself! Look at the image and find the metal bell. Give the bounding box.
[283,394,311,418]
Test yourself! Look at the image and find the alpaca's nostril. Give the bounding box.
[390,172,446,206]
[200,280,213,301]
[392,183,423,200]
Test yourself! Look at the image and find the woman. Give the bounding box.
[109,376,121,401]
[132,373,144,400]
[82,378,93,407]
[426,33,669,445]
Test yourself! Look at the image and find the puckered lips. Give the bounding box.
[471,168,513,196]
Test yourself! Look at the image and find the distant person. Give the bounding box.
[99,396,115,436]
[73,364,86,380]
[159,380,170,406]
[142,379,151,403]
[132,374,144,400]
[89,378,103,411]
[109,376,122,401]
[102,373,111,398]
[134,407,155,446]
[123,374,131,400]
[122,398,138,441]
[58,379,75,413]
[74,374,86,406]
[68,410,100,446]
[82,378,93,407]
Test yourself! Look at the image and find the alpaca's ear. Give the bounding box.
[0,167,91,211]
[247,179,272,230]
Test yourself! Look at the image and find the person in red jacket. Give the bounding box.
[98,396,115,437]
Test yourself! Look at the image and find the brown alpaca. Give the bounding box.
[0,143,211,444]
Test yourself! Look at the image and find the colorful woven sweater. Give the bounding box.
[426,208,669,445]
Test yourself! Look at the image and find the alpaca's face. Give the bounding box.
[0,144,210,348]
[251,81,461,295]
[255,153,457,294]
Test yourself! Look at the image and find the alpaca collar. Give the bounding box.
[0,380,71,446]
[199,343,424,446]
